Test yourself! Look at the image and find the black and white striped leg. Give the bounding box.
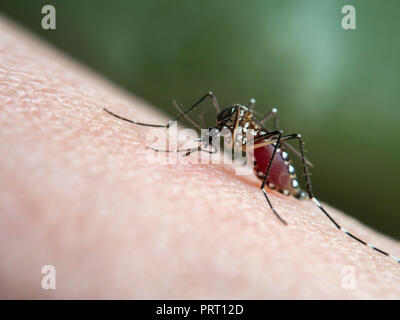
[292,133,400,263]
[245,131,297,225]
[259,133,288,225]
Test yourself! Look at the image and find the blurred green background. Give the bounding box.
[1,0,399,237]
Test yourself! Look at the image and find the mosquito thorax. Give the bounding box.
[216,105,262,146]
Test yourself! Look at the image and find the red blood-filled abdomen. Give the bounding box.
[253,144,292,191]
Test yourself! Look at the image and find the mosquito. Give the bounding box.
[104,91,400,264]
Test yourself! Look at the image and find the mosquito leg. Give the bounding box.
[104,91,220,128]
[149,139,206,153]
[172,100,202,130]
[240,130,285,223]
[258,133,288,225]
[244,130,283,150]
[286,133,400,263]
[255,109,314,167]
[104,108,167,128]
[240,131,299,225]
[183,144,218,157]
[282,140,314,168]
[208,91,221,114]
[173,91,220,122]
[248,98,256,109]
[259,108,279,130]
[147,146,197,153]
[149,140,217,157]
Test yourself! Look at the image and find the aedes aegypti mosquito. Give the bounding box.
[104,91,400,264]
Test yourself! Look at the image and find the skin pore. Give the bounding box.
[0,16,400,299]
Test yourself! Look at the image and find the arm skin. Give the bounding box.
[0,16,399,299]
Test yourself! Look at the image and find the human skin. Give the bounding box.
[0,17,400,299]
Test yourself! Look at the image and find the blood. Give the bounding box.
[253,144,291,190]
